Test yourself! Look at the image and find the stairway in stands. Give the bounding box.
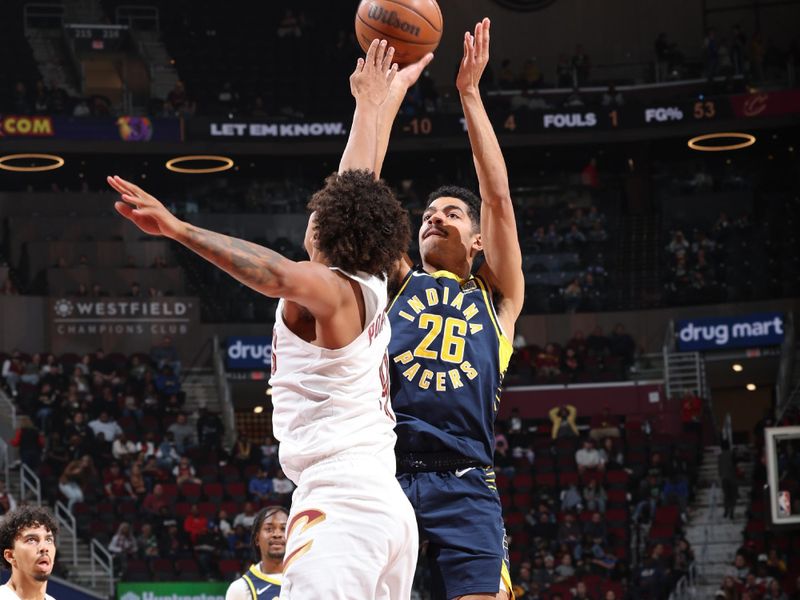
[685,445,753,598]
[182,366,222,417]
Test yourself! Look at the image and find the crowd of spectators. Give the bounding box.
[0,345,297,579]
[701,26,799,84]
[6,3,799,121]
[4,158,794,321]
[663,211,753,305]
[494,403,701,600]
[516,189,614,314]
[7,78,114,118]
[506,325,637,386]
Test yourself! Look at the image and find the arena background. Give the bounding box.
[1,0,800,598]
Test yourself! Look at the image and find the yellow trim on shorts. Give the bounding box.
[502,560,516,600]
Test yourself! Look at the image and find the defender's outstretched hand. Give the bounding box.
[107,175,183,239]
[350,39,398,106]
[456,17,491,95]
[389,51,434,97]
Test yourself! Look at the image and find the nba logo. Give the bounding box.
[777,490,791,517]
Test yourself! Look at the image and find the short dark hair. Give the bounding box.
[426,185,482,231]
[308,170,410,277]
[0,506,58,569]
[250,505,288,562]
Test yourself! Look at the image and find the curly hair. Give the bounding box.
[426,185,482,232]
[308,170,410,277]
[0,505,58,569]
[250,505,289,562]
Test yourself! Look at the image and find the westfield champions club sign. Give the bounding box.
[49,297,200,354]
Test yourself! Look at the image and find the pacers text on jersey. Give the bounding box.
[392,286,484,392]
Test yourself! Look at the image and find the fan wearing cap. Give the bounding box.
[225,506,287,600]
[0,506,58,600]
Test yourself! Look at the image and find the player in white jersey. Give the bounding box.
[0,506,58,600]
[270,258,416,599]
[108,40,422,598]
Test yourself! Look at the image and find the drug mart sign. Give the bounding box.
[676,313,785,352]
[117,582,228,600]
[226,336,271,370]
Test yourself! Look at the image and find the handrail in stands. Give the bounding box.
[20,462,41,505]
[722,414,733,447]
[179,337,213,386]
[114,5,159,31]
[668,561,698,600]
[90,538,115,598]
[699,481,720,583]
[213,335,237,451]
[22,3,64,34]
[0,438,9,491]
[0,389,18,439]
[55,500,78,567]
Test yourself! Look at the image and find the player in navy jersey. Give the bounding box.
[374,18,525,600]
[225,506,287,600]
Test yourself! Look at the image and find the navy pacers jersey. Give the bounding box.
[241,565,281,600]
[388,269,513,465]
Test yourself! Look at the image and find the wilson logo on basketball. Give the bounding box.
[366,4,421,37]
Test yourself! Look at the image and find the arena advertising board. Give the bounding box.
[0,115,180,141]
[675,312,785,352]
[117,582,229,600]
[49,296,200,354]
[186,90,800,142]
[226,335,272,370]
[2,91,796,144]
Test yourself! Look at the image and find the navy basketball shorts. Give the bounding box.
[398,467,513,600]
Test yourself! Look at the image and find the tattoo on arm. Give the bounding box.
[181,225,290,295]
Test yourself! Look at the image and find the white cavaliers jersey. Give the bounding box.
[0,585,55,600]
[269,269,396,484]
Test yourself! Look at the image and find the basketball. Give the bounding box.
[355,0,443,64]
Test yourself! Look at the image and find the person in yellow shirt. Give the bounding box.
[549,404,579,440]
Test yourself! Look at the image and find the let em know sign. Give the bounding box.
[118,582,228,600]
[676,312,785,352]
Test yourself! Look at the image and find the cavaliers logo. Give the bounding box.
[490,0,558,10]
[283,509,326,571]
[742,93,768,117]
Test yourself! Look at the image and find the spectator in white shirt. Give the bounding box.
[111,433,138,463]
[575,439,606,473]
[272,469,295,504]
[233,502,258,529]
[135,431,158,459]
[108,521,138,574]
[88,411,123,442]
[215,509,232,536]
